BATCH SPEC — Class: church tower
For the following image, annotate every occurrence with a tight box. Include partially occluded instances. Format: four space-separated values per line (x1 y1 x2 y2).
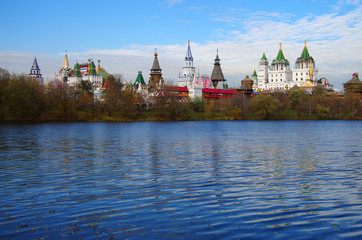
293 40 318 87
56 50 72 83
257 52 269 90
177 41 197 87
29 57 43 84
268 43 292 91
210 50 226 89
149 50 164 91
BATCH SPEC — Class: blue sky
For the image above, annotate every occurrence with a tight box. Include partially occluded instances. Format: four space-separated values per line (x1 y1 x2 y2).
0 0 361 90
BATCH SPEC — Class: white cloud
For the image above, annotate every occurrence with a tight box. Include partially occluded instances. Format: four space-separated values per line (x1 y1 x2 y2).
1 5 361 90
163 0 183 8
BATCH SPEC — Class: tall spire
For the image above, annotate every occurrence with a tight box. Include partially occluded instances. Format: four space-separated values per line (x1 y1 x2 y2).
185 40 193 62
97 59 101 73
60 50 71 73
275 43 286 62
151 49 161 72
149 50 164 90
300 40 311 59
211 50 226 89
29 57 43 84
30 57 40 74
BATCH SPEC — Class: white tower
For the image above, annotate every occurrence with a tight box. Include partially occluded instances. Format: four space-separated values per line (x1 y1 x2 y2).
257 52 269 91
268 43 292 91
177 41 198 87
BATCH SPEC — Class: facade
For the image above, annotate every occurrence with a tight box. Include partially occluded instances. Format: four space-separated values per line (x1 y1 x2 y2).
29 57 43 84
256 41 319 91
67 60 103 89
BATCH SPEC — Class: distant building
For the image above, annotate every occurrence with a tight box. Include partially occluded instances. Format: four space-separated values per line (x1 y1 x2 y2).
256 41 319 91
177 41 200 87
210 50 227 89
29 57 43 84
148 50 165 92
133 71 148 96
344 73 362 93
54 51 72 83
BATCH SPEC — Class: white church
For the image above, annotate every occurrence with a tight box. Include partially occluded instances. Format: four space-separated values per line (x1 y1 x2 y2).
256 41 318 91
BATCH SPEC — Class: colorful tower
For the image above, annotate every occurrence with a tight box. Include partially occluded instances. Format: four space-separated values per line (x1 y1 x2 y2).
73 62 82 77
88 61 97 76
29 57 43 84
210 50 226 89
149 50 164 91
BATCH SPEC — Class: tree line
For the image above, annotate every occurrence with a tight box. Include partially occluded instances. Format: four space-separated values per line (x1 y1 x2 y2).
0 68 361 122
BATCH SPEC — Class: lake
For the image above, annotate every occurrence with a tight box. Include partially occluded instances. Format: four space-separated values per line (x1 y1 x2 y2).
0 121 361 239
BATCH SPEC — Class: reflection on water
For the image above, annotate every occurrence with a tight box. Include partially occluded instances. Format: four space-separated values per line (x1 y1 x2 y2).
0 121 361 239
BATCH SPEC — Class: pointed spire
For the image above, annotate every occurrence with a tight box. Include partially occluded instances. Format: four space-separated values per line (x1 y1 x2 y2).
261 51 267 61
185 40 193 62
31 57 40 70
73 61 81 77
88 61 97 76
252 69 257 77
300 40 311 59
151 49 161 71
211 50 226 89
275 43 286 61
134 71 146 85
97 59 101 73
62 50 70 69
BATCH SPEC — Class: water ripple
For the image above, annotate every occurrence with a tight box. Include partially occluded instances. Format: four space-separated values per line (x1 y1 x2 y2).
0 121 361 239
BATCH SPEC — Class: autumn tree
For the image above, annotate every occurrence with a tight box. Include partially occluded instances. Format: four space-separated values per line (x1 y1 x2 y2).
102 75 124 116
251 94 281 120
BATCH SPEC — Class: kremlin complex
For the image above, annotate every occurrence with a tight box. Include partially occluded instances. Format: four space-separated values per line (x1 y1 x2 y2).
28 41 361 103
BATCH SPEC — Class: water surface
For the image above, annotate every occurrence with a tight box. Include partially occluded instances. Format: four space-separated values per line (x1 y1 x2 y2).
0 121 361 239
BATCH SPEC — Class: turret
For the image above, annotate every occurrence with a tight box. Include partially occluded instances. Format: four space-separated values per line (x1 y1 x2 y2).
29 57 43 84
210 50 226 89
149 49 164 90
88 61 97 76
271 43 289 71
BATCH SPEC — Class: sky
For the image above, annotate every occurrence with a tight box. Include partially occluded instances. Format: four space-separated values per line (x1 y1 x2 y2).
0 0 361 90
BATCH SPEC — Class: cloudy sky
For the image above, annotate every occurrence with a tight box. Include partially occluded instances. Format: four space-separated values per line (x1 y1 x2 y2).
0 0 361 90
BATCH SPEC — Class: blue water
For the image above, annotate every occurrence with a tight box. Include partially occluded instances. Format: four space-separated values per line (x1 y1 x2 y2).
0 121 361 239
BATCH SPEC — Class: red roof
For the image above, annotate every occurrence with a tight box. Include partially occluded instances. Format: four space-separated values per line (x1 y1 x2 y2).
164 86 188 92
202 88 236 94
